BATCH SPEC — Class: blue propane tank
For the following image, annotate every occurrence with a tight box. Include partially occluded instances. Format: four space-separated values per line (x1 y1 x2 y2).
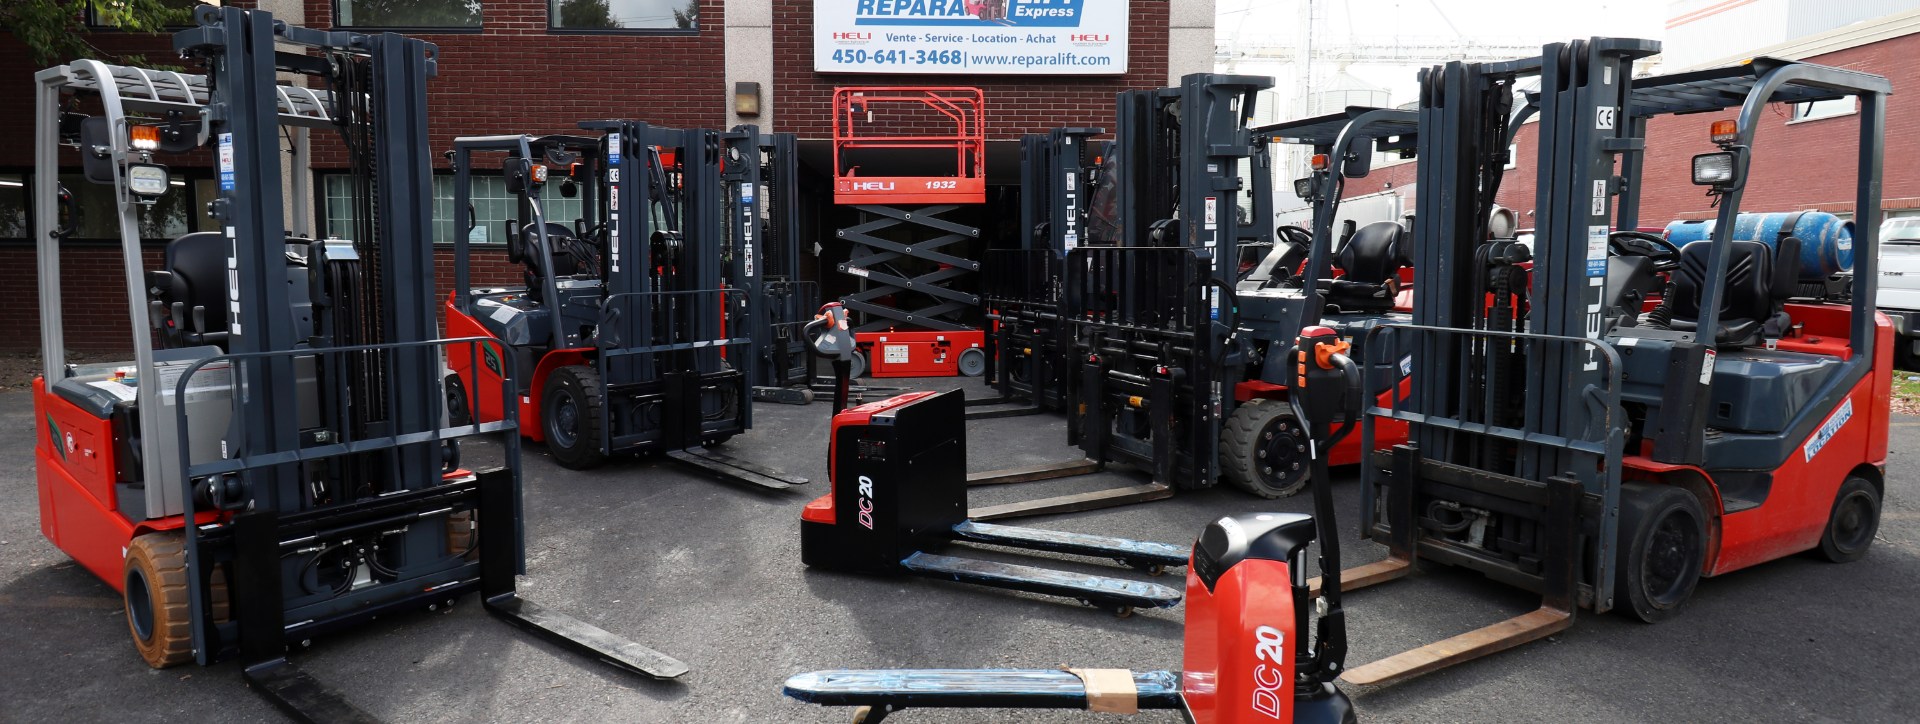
1663 212 1853 281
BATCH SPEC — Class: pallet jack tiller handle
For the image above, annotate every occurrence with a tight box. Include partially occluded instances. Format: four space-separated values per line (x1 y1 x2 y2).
1286 325 1362 687
806 302 856 414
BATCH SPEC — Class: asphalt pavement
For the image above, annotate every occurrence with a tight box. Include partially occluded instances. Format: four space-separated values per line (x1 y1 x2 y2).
0 377 1915 723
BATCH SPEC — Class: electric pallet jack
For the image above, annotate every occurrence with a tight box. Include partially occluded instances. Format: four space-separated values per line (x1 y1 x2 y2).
800 388 1191 616
785 327 1363 723
29 9 686 720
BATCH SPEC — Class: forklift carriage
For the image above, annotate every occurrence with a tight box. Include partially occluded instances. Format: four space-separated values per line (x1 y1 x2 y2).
1334 40 1892 687
30 8 686 719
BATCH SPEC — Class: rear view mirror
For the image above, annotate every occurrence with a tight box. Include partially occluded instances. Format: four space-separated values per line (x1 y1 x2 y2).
1341 136 1373 178
79 116 116 185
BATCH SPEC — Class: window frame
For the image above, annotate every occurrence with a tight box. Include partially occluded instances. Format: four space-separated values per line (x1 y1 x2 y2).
546 0 701 35
316 170 591 248
330 0 486 33
1786 96 1856 125
0 168 214 247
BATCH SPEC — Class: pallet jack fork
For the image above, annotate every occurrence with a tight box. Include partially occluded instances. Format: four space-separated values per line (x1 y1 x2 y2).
783 329 1364 723
31 9 684 722
799 390 1189 615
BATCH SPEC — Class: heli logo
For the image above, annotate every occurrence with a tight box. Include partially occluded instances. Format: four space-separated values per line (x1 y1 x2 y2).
833 31 872 41
843 181 896 192
1250 625 1288 719
1070 33 1108 42
852 0 1085 27
856 475 877 529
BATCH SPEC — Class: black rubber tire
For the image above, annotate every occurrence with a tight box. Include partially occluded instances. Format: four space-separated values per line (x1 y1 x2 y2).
1895 337 1919 372
1817 476 1880 563
850 351 868 379
124 532 193 669
957 347 987 377
543 365 608 470
1219 398 1312 499
1615 482 1707 623
444 373 473 427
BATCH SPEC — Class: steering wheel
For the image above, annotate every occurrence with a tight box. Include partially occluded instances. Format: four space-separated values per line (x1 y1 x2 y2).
1277 225 1312 251
1608 231 1682 271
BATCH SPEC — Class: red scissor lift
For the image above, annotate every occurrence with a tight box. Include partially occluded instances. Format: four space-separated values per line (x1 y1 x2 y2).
832 87 989 378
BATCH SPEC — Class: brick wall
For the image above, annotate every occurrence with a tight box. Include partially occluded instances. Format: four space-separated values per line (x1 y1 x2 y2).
1500 36 1920 227
773 0 1172 140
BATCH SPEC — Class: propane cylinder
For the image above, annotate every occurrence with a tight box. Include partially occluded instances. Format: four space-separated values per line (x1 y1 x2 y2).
1663 212 1854 281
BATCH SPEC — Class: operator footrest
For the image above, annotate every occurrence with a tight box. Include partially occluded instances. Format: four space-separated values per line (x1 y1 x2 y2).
951 521 1188 571
243 659 381 724
899 551 1181 612
666 447 809 490
782 668 1183 710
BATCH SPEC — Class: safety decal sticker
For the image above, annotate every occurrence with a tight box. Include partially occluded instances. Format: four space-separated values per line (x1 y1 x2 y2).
218 133 235 191
607 133 621 165
1803 398 1853 462
1587 225 1609 277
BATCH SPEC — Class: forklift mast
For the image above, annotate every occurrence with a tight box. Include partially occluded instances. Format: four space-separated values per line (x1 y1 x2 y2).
1066 74 1270 487
745 130 816 390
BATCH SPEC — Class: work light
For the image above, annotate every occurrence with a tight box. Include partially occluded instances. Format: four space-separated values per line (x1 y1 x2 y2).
1294 176 1316 200
1692 152 1736 186
126 163 171 197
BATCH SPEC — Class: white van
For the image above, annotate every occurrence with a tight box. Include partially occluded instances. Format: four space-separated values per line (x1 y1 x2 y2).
1880 217 1920 368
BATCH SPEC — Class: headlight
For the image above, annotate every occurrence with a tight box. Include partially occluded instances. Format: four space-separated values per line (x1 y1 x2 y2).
1294 176 1316 199
127 163 171 197
1692 152 1735 186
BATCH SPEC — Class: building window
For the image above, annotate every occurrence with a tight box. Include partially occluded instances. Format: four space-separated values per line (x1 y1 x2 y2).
335 0 482 29
550 0 699 31
63 173 195 240
323 173 584 245
1789 97 1855 124
0 174 26 239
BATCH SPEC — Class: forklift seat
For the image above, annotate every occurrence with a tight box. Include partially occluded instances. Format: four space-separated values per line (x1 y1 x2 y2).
1323 221 1408 312
146 232 230 349
1666 238 1801 348
521 223 581 278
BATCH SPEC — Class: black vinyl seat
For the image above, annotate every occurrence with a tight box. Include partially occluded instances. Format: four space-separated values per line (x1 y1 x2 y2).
1666 238 1801 348
1322 221 1409 312
511 222 581 299
146 232 230 349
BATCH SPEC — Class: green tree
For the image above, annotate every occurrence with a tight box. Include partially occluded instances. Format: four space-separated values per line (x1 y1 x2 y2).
1 0 193 67
673 0 698 29
557 0 618 29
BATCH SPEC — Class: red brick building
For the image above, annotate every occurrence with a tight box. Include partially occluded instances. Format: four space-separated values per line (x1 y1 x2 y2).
0 0 1208 351
1338 14 1920 233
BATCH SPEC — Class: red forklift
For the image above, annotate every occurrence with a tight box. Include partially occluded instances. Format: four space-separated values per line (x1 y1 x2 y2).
443 124 809 490
31 9 688 719
1327 40 1891 687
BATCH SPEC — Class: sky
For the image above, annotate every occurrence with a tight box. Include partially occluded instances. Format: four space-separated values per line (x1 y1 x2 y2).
1218 0 1672 113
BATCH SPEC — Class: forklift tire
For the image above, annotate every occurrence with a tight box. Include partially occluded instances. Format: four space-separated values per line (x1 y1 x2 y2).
850 351 868 379
1219 398 1312 498
1817 476 1880 563
1615 483 1706 623
124 532 193 669
444 373 472 427
543 365 608 470
957 348 987 377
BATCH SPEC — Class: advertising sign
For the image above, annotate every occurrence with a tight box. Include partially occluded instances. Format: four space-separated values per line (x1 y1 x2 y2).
814 0 1128 75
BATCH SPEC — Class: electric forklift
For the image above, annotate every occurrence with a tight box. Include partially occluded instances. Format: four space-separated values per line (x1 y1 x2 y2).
783 326 1365 723
443 124 809 490
1326 40 1891 687
30 8 686 719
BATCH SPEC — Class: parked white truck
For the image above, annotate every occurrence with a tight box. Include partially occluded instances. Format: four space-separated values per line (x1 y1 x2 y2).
1882 217 1920 369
